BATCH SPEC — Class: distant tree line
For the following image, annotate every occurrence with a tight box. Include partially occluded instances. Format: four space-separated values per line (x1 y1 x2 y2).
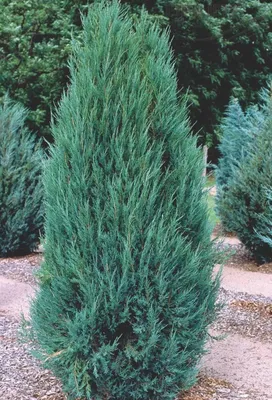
0 0 271 160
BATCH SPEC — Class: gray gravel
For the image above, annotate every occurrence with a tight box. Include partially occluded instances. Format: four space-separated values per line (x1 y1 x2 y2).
214 288 272 343
0 315 66 400
0 254 42 285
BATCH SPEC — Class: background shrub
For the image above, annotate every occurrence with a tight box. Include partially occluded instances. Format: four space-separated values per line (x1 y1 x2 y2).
258 191 272 252
0 0 88 142
30 2 219 399
216 85 272 262
215 99 254 191
1 0 271 156
215 96 264 232
0 95 43 256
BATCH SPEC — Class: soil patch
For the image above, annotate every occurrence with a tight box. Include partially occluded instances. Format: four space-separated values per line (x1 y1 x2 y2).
226 247 272 274
213 223 237 238
213 233 272 274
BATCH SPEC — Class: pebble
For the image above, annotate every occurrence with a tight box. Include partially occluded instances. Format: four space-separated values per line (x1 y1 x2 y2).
217 388 231 394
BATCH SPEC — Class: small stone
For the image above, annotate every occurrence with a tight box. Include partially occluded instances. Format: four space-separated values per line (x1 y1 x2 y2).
217 388 231 394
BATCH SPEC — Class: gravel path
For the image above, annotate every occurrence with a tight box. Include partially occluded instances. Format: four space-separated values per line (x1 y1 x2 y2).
214 288 271 343
0 254 42 285
0 276 35 318
202 331 272 399
0 253 271 400
0 316 66 400
215 264 272 297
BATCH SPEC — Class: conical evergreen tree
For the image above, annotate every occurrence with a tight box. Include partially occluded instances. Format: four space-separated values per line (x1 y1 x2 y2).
0 95 43 256
216 84 272 261
30 2 219 399
215 92 268 232
216 99 251 190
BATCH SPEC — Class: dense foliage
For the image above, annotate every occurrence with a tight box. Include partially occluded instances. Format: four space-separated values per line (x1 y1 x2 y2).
0 96 43 256
129 0 272 154
216 85 272 262
1 0 271 153
215 97 264 196
258 191 272 253
0 0 88 141
30 2 219 399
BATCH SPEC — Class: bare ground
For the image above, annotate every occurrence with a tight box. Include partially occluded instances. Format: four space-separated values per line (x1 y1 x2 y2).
202 330 272 398
0 276 35 318
214 263 272 297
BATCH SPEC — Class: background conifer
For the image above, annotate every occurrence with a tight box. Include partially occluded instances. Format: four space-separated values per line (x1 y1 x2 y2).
216 85 272 261
0 95 43 256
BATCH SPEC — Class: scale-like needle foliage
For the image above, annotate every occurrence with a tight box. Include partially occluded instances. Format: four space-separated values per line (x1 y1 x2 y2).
0 96 43 256
216 85 272 261
30 2 219 398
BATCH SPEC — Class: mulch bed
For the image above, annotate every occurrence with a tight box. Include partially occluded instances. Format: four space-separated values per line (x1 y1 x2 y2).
230 300 272 318
181 376 232 400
